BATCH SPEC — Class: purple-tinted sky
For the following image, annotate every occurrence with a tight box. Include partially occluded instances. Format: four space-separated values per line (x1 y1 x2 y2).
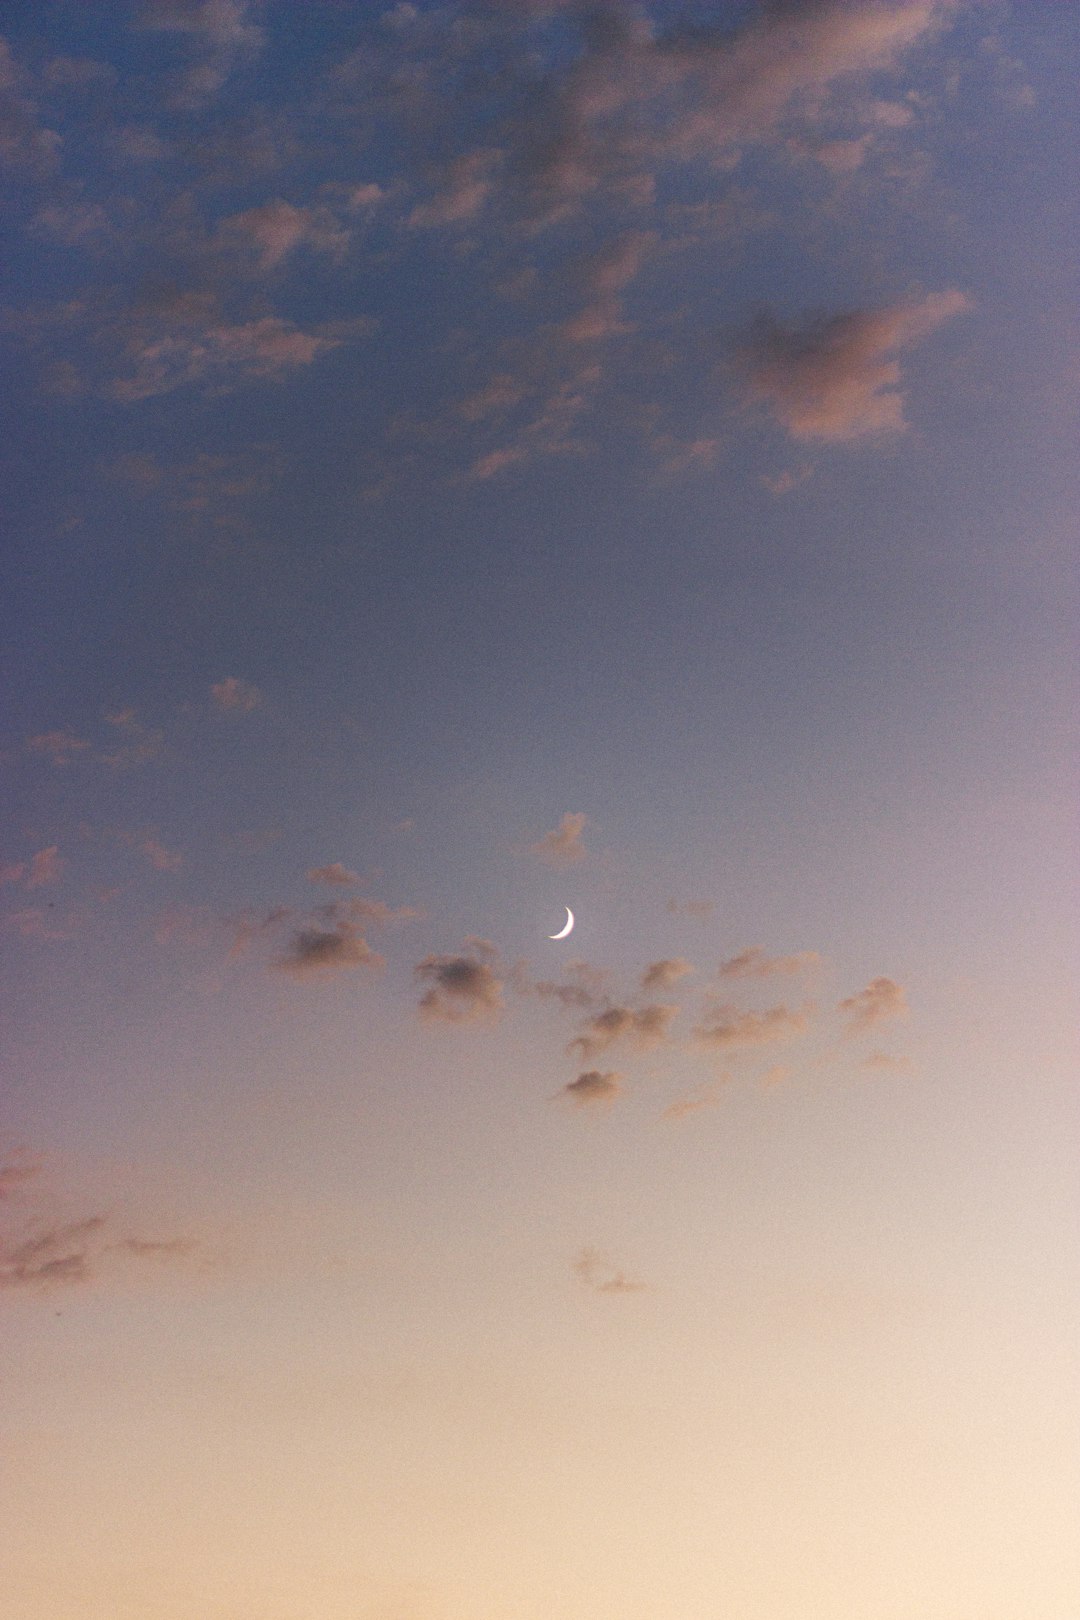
2 5 1078 1618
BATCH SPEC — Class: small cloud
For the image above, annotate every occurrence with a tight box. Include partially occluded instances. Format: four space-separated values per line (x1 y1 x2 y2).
0 862 26 886
140 839 182 872
0 1216 105 1288
557 1070 622 1108
416 951 504 1025
471 445 527 481
739 291 970 442
26 846 65 889
210 676 261 712
719 945 820 979
666 898 714 919
0 1153 44 1200
760 462 814 496
641 958 694 992
4 907 79 941
307 862 361 887
693 1002 814 1051
274 924 384 981
573 1247 644 1295
569 1002 678 1062
26 729 90 766
662 1078 728 1121
135 0 264 109
860 1050 912 1073
100 709 164 767
530 811 588 867
838 977 908 1034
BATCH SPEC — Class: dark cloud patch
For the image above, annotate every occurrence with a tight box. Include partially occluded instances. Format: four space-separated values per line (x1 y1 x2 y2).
416 951 504 1024
839 977 908 1033
573 1246 645 1295
557 1069 622 1108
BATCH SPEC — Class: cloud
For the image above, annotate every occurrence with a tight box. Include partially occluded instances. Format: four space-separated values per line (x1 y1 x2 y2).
216 198 349 273
557 1069 622 1108
0 862 25 885
100 709 164 767
738 290 970 442
718 945 820 979
662 1079 728 1121
0 1216 105 1288
0 1203 204 1291
26 729 90 765
839 977 908 1034
641 957 694 992
0 36 61 175
573 1246 644 1295
569 1002 678 1062
416 951 504 1024
210 676 261 711
527 958 607 1009
26 846 65 889
307 862 361 887
274 923 384 980
861 1050 912 1072
111 302 344 402
140 839 182 871
530 811 588 867
135 0 264 109
0 1153 44 1200
559 230 653 343
692 1002 814 1051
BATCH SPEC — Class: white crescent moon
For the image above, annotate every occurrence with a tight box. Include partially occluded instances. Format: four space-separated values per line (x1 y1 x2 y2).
548 907 574 941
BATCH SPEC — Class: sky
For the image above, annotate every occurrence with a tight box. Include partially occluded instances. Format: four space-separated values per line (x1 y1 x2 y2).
1 3 1078 1617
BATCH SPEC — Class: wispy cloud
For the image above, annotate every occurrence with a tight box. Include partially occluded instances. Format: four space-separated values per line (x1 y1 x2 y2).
26 846 65 889
573 1246 645 1296
307 862 361 887
210 676 261 712
718 945 820 979
692 1001 814 1051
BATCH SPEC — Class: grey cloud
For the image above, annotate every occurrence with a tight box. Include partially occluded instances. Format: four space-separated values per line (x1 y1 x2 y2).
557 1069 622 1107
0 36 62 175
274 923 384 980
416 951 504 1024
569 1001 678 1061
641 957 694 992
26 729 90 765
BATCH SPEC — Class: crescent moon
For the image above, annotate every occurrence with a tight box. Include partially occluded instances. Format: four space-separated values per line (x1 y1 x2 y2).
548 906 574 941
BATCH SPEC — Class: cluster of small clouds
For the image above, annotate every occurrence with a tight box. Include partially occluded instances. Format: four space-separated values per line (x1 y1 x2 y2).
1 1 977 467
